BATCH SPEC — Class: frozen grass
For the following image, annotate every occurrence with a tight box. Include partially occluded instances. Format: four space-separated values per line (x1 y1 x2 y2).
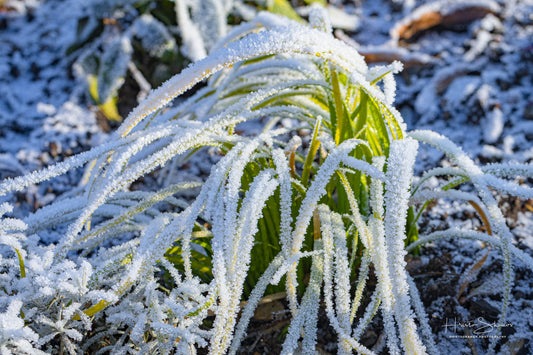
1 4 533 355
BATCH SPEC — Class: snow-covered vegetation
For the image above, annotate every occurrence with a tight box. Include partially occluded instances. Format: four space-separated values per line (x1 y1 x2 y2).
1 0 532 354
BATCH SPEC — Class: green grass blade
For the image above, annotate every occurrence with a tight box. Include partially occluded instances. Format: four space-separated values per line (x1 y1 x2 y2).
14 248 25 279
301 118 322 187
331 68 345 145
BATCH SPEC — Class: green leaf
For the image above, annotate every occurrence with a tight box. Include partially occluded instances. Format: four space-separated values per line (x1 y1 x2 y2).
406 206 420 255
267 0 304 22
88 75 99 103
88 74 122 121
14 248 25 279
165 244 214 283
301 118 322 187
331 68 346 145
354 90 368 139
367 96 390 155
303 0 326 5
99 96 122 121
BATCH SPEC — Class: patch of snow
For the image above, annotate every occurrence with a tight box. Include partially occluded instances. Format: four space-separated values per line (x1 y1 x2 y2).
483 107 504 144
443 76 481 108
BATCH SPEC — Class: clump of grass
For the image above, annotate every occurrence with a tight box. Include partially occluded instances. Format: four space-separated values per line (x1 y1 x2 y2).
1 8 532 355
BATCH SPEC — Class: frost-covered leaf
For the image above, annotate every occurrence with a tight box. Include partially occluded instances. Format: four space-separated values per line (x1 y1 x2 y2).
132 14 177 59
191 0 227 52
97 36 132 104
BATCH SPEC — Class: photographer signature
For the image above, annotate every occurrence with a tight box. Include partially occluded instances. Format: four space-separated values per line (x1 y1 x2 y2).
442 317 513 335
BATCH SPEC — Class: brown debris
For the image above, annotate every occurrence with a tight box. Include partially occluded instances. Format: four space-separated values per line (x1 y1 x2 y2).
391 1 500 42
334 29 433 68
358 48 430 67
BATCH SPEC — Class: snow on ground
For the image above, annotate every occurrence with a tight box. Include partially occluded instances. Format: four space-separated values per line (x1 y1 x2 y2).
351 0 533 163
0 0 532 353
0 0 106 216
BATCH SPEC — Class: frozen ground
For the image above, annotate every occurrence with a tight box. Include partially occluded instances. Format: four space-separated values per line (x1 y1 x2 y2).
0 0 532 353
0 0 105 216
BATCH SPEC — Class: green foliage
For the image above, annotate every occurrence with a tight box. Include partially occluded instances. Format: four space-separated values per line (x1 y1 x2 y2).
70 0 322 122
88 74 122 121
166 236 214 284
71 0 190 121
267 0 304 22
161 35 414 301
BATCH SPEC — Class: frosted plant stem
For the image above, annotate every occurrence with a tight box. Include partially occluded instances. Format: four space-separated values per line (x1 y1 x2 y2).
0 125 166 196
332 213 353 341
384 138 427 355
319 205 376 355
210 170 278 354
301 247 322 354
291 140 383 255
352 288 381 340
174 0 207 61
55 132 216 260
270 148 293 253
285 139 383 316
229 255 284 355
406 229 533 272
368 216 400 355
340 162 399 354
350 250 370 324
285 264 299 318
281 240 323 355
71 182 200 249
406 275 438 355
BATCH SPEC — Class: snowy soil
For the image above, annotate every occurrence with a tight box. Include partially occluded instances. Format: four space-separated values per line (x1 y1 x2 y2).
1 0 532 354
0 0 106 217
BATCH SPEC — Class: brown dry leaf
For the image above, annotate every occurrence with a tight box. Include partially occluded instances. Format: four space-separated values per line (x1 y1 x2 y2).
253 300 285 321
467 273 504 299
457 248 489 302
285 139 301 179
313 208 321 241
358 48 431 67
391 1 500 41
468 200 493 235
95 109 112 133
334 30 433 68
239 292 288 321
